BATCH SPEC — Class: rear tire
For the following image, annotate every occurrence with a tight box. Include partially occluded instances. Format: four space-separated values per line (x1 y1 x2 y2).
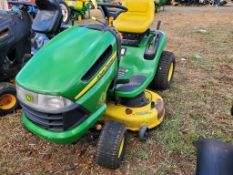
152 51 176 90
96 121 127 169
0 82 19 116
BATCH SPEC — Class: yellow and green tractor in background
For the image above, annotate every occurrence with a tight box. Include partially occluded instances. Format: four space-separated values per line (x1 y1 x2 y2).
59 0 92 23
154 0 167 12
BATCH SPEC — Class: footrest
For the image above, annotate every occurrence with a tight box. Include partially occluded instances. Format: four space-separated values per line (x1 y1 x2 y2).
122 39 140 46
116 75 146 92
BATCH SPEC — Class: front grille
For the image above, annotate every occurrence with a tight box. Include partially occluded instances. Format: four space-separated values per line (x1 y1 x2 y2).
21 103 89 132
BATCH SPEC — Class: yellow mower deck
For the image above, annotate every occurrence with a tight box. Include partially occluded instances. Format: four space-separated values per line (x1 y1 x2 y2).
103 90 165 131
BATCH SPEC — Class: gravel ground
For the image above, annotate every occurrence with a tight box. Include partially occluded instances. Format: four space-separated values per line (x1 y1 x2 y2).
164 2 233 12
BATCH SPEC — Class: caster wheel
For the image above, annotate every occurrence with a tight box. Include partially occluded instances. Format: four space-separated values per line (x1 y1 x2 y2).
139 125 149 141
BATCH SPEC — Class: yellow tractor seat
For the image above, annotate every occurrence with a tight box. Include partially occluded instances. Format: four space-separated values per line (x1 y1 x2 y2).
114 0 155 34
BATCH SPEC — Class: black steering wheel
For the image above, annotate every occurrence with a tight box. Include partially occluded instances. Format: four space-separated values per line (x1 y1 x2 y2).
97 3 128 20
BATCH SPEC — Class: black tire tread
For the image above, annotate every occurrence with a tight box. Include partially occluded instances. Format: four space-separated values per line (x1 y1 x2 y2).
152 51 176 90
0 82 19 116
59 1 71 24
96 121 127 169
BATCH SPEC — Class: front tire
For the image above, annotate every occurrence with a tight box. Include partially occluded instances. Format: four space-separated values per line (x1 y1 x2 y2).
96 121 127 169
152 51 176 90
59 1 70 24
0 82 19 116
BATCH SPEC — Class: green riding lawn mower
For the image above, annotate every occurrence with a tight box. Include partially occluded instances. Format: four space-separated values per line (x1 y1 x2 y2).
16 0 175 169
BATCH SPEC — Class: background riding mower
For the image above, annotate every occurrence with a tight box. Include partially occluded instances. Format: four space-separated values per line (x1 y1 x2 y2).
32 0 67 53
0 0 68 116
59 0 92 24
7 0 66 54
0 3 31 116
154 0 167 12
7 0 37 17
16 0 175 169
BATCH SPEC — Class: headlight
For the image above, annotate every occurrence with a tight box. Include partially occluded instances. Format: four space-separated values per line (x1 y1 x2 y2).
16 85 74 112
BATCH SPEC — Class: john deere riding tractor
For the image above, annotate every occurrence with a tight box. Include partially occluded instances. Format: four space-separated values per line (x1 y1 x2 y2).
16 0 175 169
60 0 91 23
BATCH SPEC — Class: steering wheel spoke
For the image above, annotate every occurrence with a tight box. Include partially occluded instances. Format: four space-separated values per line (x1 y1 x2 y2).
97 2 128 21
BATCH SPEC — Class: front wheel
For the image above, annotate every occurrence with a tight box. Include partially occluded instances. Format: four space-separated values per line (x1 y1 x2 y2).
59 1 71 24
152 51 176 90
96 121 127 169
0 82 19 116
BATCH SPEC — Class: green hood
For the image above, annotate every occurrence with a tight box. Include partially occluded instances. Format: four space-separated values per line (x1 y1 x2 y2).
16 26 116 100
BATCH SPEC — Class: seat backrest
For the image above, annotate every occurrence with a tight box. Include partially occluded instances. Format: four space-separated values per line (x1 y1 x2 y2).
122 0 154 16
113 0 155 34
32 0 62 34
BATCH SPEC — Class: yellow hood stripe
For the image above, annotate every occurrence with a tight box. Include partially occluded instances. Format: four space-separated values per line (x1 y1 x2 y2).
75 52 117 100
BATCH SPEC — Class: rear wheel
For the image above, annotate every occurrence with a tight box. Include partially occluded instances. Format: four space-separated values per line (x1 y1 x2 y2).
96 121 127 169
60 1 70 24
152 51 176 90
0 83 19 116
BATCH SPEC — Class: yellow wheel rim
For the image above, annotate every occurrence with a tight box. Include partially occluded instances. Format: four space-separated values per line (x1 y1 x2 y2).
118 137 125 158
168 63 174 81
0 94 17 110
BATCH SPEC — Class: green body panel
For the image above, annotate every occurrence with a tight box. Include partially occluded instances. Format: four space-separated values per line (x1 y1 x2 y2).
17 25 119 144
17 24 167 144
16 26 117 101
20 61 117 144
20 59 117 144
116 31 167 98
78 60 118 112
22 104 106 144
